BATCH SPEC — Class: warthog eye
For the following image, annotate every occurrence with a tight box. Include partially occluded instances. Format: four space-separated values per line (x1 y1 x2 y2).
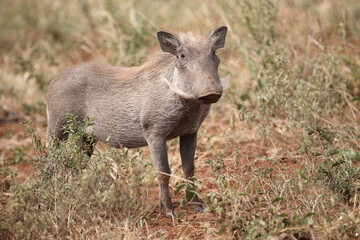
180 53 185 58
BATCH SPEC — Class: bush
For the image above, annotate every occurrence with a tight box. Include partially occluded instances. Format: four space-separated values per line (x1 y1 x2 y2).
1 117 151 239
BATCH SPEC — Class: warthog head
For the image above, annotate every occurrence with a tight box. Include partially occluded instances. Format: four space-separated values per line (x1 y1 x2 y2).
157 26 228 104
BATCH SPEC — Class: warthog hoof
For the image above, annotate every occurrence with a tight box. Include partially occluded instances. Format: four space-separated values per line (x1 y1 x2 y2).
166 210 176 218
196 204 204 213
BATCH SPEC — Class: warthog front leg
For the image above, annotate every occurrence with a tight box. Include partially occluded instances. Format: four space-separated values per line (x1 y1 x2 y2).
180 132 203 212
145 135 175 218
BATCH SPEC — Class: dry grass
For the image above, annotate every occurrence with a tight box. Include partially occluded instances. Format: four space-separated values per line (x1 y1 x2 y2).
1 0 360 239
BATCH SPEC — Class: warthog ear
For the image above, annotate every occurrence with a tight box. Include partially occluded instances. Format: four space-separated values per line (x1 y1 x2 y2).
157 31 181 55
209 26 228 50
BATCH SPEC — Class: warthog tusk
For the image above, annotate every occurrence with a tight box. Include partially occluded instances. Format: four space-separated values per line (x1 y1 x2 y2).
161 77 196 99
220 74 230 90
161 74 230 99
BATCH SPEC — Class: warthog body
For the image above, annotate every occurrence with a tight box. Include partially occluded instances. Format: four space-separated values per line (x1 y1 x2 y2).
47 26 228 217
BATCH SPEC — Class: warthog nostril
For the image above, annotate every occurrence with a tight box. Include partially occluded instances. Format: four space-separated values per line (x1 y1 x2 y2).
198 93 222 104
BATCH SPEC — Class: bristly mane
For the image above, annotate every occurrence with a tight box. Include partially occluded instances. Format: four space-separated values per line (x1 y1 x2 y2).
178 33 207 46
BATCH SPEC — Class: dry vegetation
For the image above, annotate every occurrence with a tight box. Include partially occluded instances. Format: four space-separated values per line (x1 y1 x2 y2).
1 0 360 239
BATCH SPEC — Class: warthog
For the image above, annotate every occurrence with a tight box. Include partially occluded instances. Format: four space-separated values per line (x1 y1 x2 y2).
47 26 228 217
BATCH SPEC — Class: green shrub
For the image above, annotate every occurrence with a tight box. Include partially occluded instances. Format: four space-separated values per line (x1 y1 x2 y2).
1 116 150 239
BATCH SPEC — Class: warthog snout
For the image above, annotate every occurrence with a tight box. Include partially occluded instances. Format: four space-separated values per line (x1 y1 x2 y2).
198 81 223 104
198 91 222 104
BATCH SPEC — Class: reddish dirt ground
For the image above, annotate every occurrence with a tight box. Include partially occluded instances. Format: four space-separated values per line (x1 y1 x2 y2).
141 144 268 239
0 116 304 239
